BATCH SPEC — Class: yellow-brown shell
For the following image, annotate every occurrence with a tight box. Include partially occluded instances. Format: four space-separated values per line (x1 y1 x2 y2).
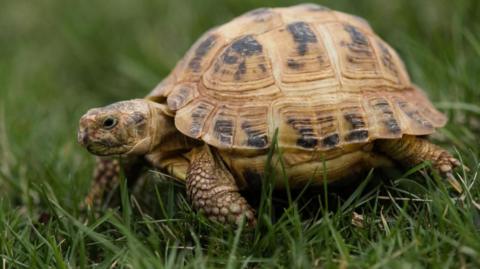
148 4 446 153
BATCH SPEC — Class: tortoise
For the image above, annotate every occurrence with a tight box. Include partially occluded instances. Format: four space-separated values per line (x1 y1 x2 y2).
78 4 462 226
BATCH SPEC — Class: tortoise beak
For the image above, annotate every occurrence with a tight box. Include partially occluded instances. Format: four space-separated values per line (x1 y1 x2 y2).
77 127 89 146
78 112 97 147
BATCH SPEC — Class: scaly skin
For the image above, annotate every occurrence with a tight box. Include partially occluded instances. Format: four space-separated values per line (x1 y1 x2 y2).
84 156 144 208
84 157 121 208
186 145 256 227
377 135 462 192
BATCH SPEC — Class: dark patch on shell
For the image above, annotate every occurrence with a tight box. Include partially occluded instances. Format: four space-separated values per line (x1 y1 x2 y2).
287 59 305 69
316 114 335 125
190 103 211 136
385 119 401 134
241 122 268 148
168 87 191 110
223 55 238 64
230 35 263 56
214 119 234 145
213 62 221 73
258 63 267 73
287 118 318 149
378 42 398 77
398 101 433 129
344 24 368 46
314 112 339 148
188 35 217 72
345 130 369 142
317 55 325 64
344 112 366 130
297 136 318 148
287 22 317 56
234 61 247 81
220 35 263 80
373 100 402 134
343 24 372 57
322 133 339 148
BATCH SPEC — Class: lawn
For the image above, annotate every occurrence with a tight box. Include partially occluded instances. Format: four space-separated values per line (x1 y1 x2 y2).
1 0 479 268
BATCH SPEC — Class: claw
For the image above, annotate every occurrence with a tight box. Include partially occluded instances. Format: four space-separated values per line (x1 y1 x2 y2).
446 172 463 194
450 157 461 167
449 157 470 172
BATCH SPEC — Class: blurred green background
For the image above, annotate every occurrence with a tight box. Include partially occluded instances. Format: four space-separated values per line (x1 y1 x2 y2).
1 0 479 267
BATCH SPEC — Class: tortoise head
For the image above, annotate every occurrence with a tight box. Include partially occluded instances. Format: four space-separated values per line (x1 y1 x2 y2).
78 99 169 156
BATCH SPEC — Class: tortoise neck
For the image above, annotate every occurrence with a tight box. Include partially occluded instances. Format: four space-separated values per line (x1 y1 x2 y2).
148 102 197 155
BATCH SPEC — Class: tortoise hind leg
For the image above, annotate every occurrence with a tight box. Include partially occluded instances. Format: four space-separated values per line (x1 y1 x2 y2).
186 145 256 226
376 135 463 192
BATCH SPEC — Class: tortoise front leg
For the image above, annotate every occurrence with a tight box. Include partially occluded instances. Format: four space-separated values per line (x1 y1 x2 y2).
377 135 463 192
186 145 256 226
84 156 144 208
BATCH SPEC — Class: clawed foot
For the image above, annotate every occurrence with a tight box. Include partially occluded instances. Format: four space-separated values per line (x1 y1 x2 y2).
436 152 461 174
198 200 257 227
187 145 257 227
435 152 465 193
191 188 257 227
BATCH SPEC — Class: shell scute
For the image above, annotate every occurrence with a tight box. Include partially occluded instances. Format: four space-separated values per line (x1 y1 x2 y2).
238 106 270 149
166 83 198 111
341 106 369 143
368 97 403 138
334 23 381 81
202 35 276 95
175 100 215 138
269 22 335 87
188 34 218 72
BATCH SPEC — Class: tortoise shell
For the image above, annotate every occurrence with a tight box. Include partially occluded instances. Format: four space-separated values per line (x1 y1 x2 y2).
148 4 446 153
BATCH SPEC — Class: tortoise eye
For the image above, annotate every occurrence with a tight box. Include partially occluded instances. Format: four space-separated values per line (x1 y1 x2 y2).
102 117 118 129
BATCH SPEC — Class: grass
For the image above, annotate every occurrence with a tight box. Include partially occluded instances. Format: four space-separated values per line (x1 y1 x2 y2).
1 0 480 268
